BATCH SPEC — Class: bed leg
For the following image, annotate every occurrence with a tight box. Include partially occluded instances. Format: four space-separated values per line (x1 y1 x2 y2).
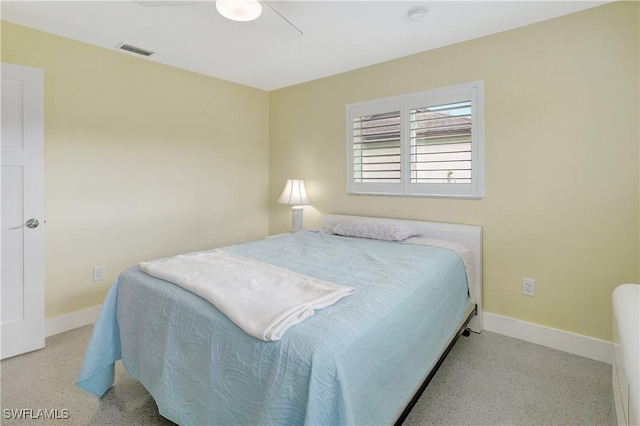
462 328 471 337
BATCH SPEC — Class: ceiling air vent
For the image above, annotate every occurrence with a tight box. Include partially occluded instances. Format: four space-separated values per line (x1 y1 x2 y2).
117 43 155 57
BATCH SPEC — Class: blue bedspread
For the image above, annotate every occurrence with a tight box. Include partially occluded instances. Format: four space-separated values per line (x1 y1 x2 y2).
77 231 471 425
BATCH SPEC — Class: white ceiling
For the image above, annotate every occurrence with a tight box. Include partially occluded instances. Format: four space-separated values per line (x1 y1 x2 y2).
1 1 609 91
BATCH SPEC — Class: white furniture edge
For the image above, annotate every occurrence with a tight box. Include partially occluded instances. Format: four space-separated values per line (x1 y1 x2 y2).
322 214 483 333
612 283 640 426
615 368 628 426
483 312 612 364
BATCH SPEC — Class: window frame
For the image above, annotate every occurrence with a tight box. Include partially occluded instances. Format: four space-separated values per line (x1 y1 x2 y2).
346 81 485 199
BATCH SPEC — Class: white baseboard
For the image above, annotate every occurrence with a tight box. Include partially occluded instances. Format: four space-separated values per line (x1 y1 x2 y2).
44 306 612 365
45 304 102 337
483 312 612 364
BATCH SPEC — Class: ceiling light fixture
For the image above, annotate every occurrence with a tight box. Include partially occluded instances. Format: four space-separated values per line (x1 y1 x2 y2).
216 0 262 22
408 8 428 23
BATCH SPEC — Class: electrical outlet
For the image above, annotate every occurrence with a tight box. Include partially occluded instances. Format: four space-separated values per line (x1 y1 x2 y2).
522 278 535 296
93 266 106 282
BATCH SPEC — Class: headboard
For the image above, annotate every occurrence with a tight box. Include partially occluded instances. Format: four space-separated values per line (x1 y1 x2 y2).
323 214 483 333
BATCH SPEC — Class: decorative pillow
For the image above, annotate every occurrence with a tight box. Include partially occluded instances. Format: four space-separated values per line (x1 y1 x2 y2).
332 220 416 241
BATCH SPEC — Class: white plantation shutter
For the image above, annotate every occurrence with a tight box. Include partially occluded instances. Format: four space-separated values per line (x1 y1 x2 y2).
348 100 404 195
410 102 472 184
353 111 401 182
347 81 484 198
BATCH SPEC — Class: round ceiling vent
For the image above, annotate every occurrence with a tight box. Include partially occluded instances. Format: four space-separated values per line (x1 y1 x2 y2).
408 8 428 23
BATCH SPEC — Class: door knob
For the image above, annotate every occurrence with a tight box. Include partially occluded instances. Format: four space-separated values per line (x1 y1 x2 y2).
9 218 40 230
25 218 39 229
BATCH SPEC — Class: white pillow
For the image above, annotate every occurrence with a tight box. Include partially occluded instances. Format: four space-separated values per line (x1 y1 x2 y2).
332 220 415 241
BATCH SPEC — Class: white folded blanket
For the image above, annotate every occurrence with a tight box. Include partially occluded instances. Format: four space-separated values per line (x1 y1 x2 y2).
138 250 355 341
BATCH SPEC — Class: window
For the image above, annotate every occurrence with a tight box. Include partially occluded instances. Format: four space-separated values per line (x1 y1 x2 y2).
347 81 484 198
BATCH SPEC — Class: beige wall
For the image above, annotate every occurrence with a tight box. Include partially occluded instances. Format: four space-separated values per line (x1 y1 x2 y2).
1 2 638 341
1 22 270 318
269 1 640 341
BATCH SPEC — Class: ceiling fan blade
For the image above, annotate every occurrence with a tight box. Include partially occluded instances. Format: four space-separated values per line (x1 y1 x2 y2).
262 2 303 41
133 1 205 7
133 0 302 41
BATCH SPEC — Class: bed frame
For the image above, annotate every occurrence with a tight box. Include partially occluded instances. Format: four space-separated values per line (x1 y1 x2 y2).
323 214 483 424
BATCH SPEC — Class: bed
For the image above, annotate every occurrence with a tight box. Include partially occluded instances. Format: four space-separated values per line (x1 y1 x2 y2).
77 214 483 425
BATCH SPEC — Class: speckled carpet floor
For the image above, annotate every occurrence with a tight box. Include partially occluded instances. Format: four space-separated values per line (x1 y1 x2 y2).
0 325 612 425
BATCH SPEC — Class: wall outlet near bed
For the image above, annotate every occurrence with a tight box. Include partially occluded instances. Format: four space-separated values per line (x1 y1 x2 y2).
93 266 106 282
522 278 535 296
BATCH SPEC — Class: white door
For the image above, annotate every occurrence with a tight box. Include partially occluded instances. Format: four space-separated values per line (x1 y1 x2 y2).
1 62 45 359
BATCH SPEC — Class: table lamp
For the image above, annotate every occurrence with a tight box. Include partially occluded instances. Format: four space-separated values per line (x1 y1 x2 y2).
278 179 309 232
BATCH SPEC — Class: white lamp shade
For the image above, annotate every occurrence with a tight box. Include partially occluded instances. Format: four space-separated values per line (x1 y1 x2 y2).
216 0 262 22
278 179 309 206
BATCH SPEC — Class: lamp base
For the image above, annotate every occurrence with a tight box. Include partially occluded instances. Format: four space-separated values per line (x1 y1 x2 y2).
291 206 304 233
